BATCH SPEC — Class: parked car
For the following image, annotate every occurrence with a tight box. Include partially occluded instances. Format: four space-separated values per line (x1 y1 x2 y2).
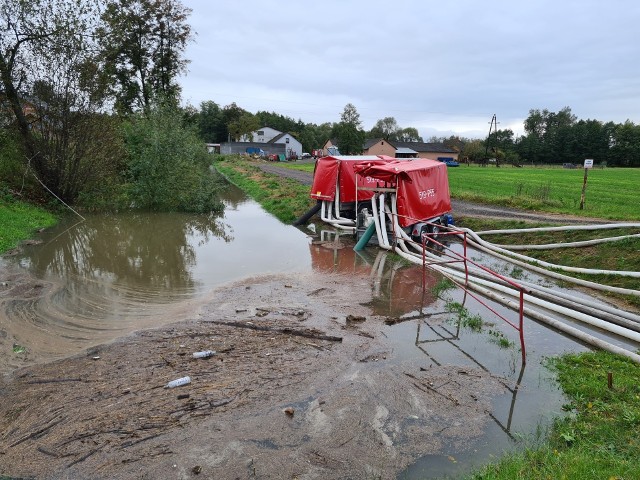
437 158 459 167
301 152 312 159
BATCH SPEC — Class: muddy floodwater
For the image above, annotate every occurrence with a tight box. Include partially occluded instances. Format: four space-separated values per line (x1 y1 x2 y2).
0 186 313 368
1 184 627 478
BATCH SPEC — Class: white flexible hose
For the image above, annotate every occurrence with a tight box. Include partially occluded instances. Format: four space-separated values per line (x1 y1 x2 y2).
379 193 390 249
444 269 640 343
478 223 640 235
460 227 640 278
375 194 640 361
461 236 640 297
491 233 640 251
370 194 390 250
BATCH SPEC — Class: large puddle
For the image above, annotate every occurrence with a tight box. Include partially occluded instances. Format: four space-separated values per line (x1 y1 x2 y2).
1 183 631 477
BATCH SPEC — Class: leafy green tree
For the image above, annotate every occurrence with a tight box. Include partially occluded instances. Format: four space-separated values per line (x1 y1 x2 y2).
398 127 423 142
369 116 400 140
520 107 577 164
461 140 485 163
123 100 224 212
571 119 615 166
228 112 260 141
98 0 192 114
333 103 365 154
255 111 301 136
198 100 225 142
611 121 640 167
368 117 423 143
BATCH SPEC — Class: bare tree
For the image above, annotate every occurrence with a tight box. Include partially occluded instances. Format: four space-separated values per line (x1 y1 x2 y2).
0 0 121 202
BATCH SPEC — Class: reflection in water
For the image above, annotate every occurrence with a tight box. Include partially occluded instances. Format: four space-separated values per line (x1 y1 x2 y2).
309 230 439 317
22 212 233 298
0 186 313 357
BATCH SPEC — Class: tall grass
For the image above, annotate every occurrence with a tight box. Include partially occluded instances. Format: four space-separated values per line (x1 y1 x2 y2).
215 158 315 223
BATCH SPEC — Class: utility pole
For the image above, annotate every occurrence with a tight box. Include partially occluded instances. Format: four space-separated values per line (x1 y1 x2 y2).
484 114 500 167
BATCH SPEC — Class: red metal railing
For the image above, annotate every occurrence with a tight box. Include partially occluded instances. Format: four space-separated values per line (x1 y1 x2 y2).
393 213 528 364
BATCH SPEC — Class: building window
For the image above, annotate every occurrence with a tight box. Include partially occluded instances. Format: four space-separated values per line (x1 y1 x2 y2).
286 137 289 143
257 131 264 136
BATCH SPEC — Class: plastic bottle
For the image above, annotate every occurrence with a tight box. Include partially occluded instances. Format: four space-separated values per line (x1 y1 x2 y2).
165 376 191 388
192 350 216 359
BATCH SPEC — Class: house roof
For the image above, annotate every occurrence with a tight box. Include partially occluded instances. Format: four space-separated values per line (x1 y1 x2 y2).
363 138 385 149
267 132 287 143
362 138 457 154
266 132 301 145
395 147 418 154
390 141 457 153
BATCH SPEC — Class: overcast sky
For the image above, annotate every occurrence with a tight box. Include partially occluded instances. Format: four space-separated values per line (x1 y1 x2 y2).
179 0 640 140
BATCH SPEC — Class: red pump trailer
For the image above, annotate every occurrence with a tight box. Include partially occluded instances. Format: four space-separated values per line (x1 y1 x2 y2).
354 159 451 227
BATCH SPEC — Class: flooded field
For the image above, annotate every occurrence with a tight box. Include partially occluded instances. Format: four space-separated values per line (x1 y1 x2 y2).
1 184 635 478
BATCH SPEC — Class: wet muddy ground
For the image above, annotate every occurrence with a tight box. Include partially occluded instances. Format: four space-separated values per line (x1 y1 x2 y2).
0 271 513 479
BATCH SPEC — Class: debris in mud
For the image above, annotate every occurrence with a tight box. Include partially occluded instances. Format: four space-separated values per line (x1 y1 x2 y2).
192 350 215 359
0 273 513 480
165 376 191 388
345 314 366 325
207 319 342 342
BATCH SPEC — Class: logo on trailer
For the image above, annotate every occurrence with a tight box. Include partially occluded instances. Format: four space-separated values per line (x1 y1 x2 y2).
418 189 436 200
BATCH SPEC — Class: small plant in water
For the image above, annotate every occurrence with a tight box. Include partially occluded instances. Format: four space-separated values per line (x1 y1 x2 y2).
510 266 525 279
431 277 455 299
488 329 514 348
445 301 483 331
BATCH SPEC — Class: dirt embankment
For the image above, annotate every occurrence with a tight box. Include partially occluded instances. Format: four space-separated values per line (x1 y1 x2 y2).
0 272 509 479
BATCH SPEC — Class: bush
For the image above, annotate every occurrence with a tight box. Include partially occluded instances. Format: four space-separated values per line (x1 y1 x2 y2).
123 102 225 213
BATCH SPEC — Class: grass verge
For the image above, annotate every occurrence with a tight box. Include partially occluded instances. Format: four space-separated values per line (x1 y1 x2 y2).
214 156 315 223
467 351 640 479
0 199 57 254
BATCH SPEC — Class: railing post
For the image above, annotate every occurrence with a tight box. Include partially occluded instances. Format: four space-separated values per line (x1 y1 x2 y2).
519 289 526 365
422 234 427 296
463 232 469 287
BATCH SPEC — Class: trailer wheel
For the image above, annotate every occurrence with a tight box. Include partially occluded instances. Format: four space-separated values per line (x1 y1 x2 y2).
419 223 441 247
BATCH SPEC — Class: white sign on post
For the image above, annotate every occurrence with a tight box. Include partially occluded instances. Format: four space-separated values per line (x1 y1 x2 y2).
584 159 594 169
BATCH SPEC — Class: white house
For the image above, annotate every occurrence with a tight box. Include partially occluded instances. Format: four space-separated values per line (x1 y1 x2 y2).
241 126 282 143
241 126 302 159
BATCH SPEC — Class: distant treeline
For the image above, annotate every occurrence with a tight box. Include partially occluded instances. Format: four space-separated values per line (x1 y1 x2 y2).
476 107 640 167
194 103 640 167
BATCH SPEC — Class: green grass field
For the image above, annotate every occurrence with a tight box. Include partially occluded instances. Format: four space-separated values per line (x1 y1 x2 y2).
280 162 640 220
447 165 640 220
0 200 57 253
